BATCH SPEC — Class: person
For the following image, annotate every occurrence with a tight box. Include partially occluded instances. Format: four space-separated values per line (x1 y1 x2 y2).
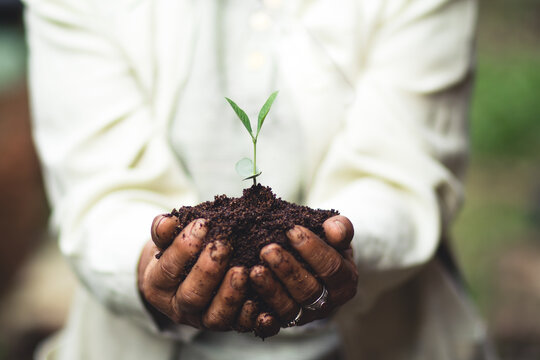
25 0 496 358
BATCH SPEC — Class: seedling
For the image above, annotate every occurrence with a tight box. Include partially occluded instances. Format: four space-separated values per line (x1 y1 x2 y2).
225 91 278 186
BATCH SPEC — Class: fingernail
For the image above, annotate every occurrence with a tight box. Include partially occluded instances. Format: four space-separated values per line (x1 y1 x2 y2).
250 265 266 279
191 219 207 239
255 313 280 338
151 215 165 238
152 215 179 248
287 226 305 245
334 220 346 238
209 241 230 263
260 245 282 264
250 266 270 289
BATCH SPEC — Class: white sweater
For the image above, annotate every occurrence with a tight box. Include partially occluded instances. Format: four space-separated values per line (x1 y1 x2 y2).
25 0 493 359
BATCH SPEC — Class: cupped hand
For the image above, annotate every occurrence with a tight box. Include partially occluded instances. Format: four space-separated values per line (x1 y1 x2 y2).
251 215 358 327
138 215 251 331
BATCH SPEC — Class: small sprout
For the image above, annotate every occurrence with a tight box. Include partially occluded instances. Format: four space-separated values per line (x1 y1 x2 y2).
225 91 278 186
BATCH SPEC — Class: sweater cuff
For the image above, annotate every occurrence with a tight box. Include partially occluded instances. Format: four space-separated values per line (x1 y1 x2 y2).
60 195 201 342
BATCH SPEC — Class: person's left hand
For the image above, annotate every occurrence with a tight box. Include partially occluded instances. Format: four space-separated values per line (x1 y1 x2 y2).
250 215 358 328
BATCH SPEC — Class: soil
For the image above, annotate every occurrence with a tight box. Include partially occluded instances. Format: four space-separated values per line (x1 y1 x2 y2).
168 184 338 329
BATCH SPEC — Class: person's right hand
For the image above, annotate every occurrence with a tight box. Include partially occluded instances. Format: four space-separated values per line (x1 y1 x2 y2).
138 215 253 331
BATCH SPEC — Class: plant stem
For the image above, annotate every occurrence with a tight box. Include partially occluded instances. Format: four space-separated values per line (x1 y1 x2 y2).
252 138 257 186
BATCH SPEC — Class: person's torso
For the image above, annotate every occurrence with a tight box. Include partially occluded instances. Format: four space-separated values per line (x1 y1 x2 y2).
143 0 359 203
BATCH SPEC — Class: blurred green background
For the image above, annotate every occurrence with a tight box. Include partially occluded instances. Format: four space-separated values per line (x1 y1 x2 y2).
0 0 539 359
452 1 540 358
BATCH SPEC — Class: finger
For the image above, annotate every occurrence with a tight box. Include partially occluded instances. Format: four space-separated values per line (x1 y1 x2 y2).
342 246 354 264
287 226 358 303
254 313 280 338
260 244 322 306
175 241 231 313
147 219 206 291
235 300 258 332
180 312 203 329
138 240 157 291
202 267 248 331
250 265 299 323
323 215 354 250
151 214 180 249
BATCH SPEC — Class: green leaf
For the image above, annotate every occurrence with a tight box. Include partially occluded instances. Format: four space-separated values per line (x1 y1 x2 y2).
226 97 253 137
235 157 258 178
243 172 262 181
256 91 278 138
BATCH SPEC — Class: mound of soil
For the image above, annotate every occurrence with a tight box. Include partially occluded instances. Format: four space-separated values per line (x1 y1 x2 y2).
168 184 337 332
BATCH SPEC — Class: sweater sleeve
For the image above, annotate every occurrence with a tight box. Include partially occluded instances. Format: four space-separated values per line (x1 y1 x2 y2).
24 0 199 340
306 0 477 312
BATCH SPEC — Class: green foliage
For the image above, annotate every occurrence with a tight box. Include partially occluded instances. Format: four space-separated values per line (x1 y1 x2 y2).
225 97 253 138
226 91 279 185
471 53 540 159
257 91 278 138
451 158 540 317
